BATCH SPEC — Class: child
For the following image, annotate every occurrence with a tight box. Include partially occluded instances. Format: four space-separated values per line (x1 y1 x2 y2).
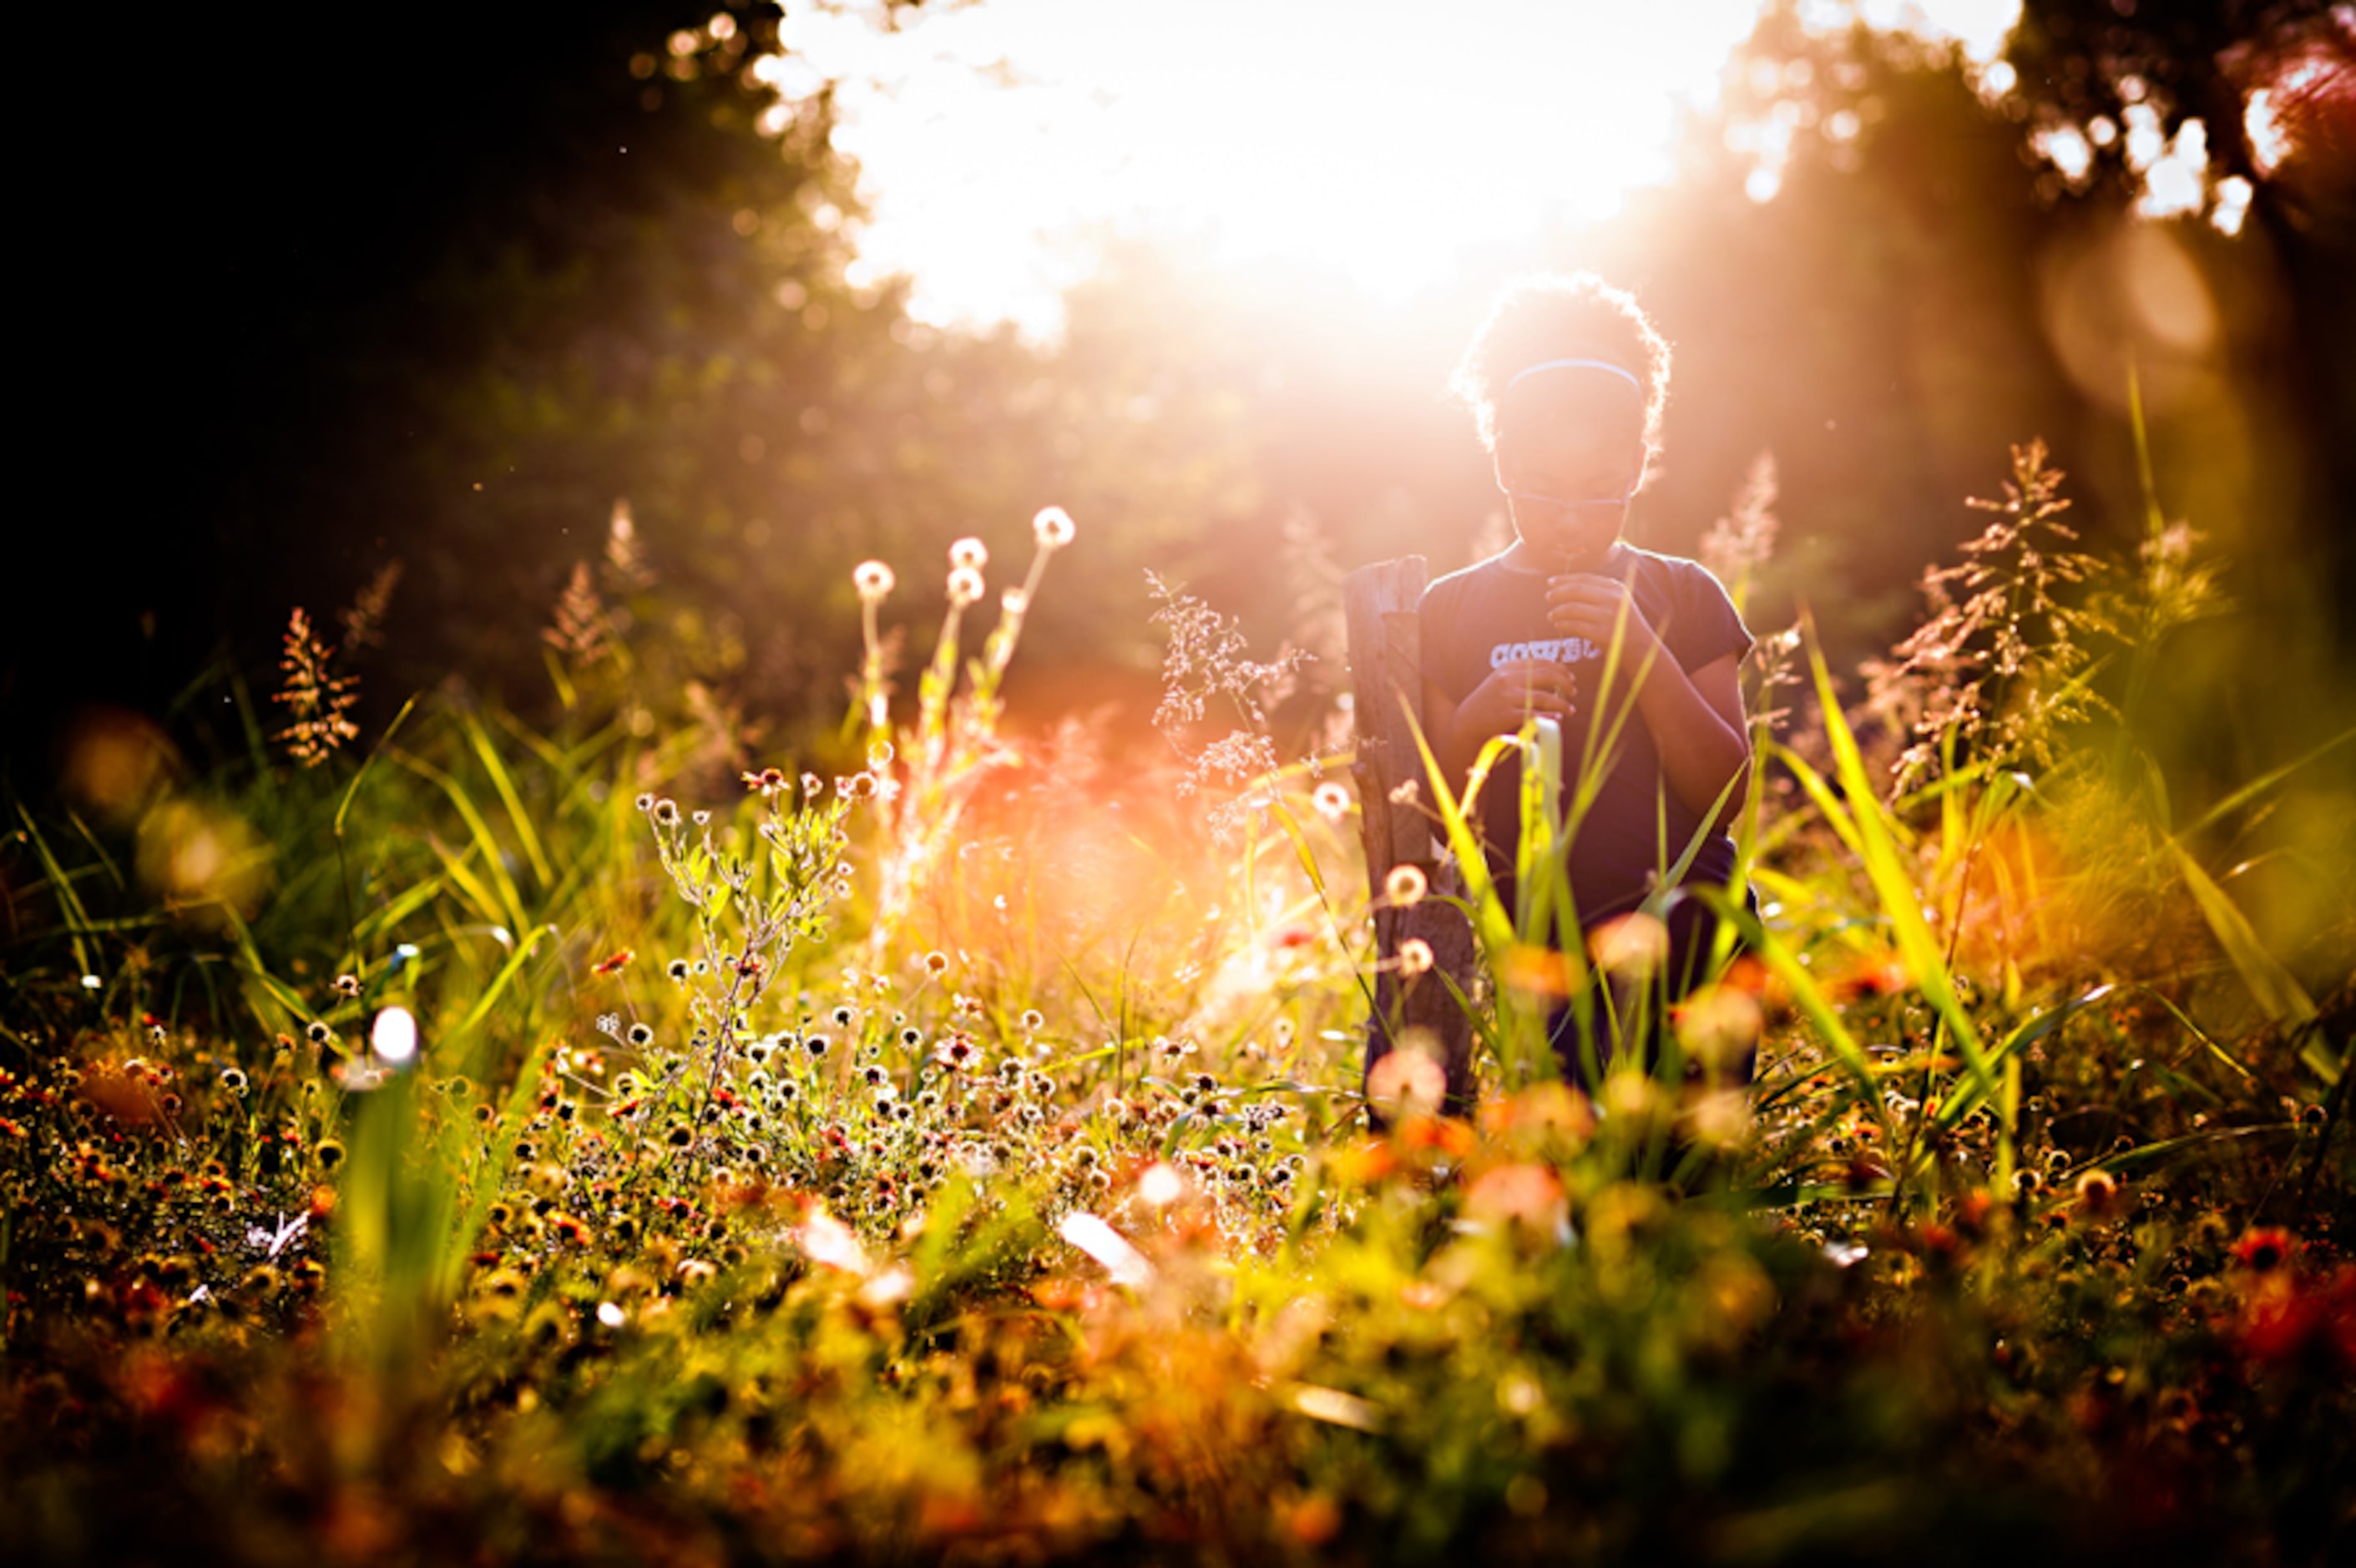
1416 273 1756 1091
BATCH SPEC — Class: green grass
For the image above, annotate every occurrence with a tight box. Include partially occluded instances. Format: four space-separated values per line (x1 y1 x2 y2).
2 473 2351 1566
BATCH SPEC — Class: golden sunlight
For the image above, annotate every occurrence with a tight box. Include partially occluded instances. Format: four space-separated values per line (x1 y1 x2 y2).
770 0 2022 336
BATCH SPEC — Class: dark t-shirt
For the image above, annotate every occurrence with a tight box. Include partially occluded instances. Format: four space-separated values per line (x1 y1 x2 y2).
1418 542 1754 921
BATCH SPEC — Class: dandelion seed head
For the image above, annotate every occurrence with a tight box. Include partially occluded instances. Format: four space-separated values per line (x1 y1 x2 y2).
1032 506 1075 549
1368 1040 1446 1120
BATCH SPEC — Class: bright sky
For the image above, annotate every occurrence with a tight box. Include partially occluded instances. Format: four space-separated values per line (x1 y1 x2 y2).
764 0 2021 337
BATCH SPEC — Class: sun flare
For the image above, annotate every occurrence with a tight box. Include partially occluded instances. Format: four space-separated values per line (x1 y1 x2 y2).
770 0 2021 335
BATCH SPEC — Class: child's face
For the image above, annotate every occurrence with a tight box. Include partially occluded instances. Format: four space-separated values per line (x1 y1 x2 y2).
1494 389 1645 574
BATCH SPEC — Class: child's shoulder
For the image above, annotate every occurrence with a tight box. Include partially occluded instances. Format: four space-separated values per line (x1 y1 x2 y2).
1416 553 1513 615
1615 539 1713 578
1617 542 1739 601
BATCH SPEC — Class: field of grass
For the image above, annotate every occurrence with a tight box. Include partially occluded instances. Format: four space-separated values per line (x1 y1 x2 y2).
3 463 2351 1566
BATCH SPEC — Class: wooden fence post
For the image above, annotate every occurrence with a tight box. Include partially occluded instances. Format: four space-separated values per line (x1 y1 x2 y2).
1344 557 1479 1122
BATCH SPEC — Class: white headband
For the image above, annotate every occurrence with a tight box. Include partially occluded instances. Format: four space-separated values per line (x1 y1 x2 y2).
1504 357 1641 395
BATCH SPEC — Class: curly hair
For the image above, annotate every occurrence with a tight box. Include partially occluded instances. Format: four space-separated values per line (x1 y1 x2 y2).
1450 272 1671 459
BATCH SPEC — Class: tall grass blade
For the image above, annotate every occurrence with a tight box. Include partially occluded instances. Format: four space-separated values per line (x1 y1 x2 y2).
2168 843 2330 1080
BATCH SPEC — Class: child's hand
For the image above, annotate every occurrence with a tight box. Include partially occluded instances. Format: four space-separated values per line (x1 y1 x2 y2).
1463 658 1578 739
1545 574 1661 662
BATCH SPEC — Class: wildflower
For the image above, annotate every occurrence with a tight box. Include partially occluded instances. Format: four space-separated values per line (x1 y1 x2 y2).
1384 862 1428 907
652 797 680 827
332 972 362 998
947 565 985 607
315 1140 346 1171
305 1020 332 1046
832 1004 857 1028
1312 781 1352 822
1002 587 1029 615
743 766 788 797
635 792 655 812
806 1034 830 1059
1367 1048 1446 1122
220 1068 249 1095
950 536 989 572
2074 1169 2123 1222
667 959 690 981
1590 913 1670 982
1033 506 1076 549
593 949 634 977
1020 1008 1044 1032
2231 1227 2296 1273
853 559 896 603
1398 938 1434 977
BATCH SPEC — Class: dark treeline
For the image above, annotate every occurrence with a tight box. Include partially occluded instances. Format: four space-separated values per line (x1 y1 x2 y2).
12 0 2351 785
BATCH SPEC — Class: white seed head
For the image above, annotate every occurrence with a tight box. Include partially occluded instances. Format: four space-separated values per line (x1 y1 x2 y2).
1032 506 1075 549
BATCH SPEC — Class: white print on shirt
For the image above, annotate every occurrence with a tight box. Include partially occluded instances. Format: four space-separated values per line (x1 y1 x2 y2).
1489 635 1600 668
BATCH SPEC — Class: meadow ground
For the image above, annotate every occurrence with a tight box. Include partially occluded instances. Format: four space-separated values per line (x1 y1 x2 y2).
3 464 2351 1565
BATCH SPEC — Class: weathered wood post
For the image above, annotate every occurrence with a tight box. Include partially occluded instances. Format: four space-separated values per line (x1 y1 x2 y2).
1344 557 1479 1122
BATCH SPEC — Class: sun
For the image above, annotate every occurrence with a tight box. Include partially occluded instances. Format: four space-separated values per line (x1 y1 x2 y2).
768 0 2015 336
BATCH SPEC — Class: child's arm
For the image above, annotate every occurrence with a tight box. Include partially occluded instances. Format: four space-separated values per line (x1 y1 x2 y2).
1422 661 1577 798
1544 579 1751 833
